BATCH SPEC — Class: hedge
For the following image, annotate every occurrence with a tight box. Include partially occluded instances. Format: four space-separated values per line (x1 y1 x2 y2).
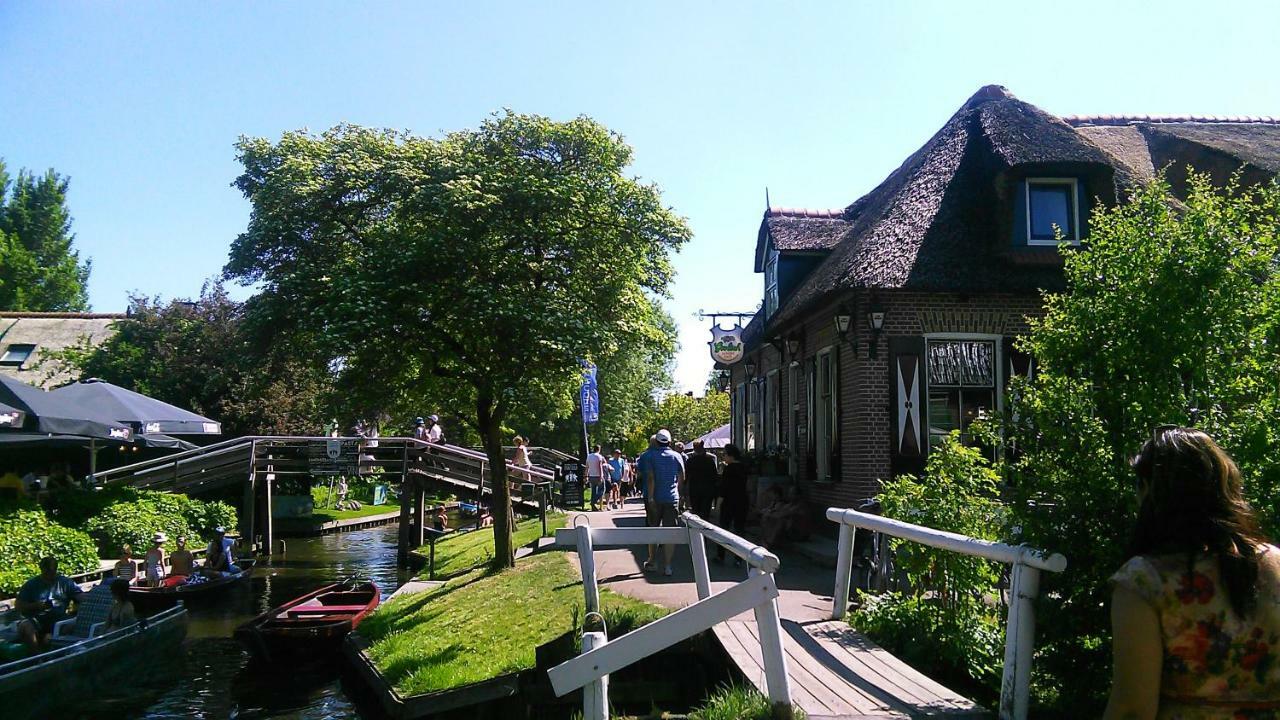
84 492 237 557
0 504 99 596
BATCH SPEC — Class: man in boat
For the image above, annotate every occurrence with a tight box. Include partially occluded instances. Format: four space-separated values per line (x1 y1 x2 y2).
168 536 195 578
15 556 84 650
202 527 241 576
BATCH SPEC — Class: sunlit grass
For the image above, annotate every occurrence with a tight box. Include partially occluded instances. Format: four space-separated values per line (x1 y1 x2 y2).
360 551 664 696
416 512 566 579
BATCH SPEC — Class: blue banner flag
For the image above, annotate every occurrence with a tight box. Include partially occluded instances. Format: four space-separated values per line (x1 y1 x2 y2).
580 361 599 424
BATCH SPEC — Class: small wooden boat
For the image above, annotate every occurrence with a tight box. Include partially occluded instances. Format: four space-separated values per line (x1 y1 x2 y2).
128 558 257 612
234 579 379 661
0 604 188 719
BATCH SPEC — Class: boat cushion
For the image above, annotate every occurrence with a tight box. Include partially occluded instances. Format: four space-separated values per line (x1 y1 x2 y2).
285 604 368 616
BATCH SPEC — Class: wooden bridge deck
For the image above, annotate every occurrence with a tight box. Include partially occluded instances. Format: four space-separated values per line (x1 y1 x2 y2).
713 619 988 719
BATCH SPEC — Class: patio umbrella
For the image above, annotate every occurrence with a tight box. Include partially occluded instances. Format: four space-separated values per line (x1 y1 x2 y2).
51 378 221 435
0 375 133 441
0 432 196 450
692 423 731 449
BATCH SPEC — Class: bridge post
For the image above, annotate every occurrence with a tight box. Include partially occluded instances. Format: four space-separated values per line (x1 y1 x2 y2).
414 483 426 548
263 469 274 555
575 523 600 614
580 630 608 720
688 524 711 600
398 476 413 565
749 567 793 720
832 522 855 619
1000 560 1041 720
241 441 257 554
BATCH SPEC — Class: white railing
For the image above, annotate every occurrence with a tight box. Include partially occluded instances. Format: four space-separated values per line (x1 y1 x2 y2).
827 508 1067 720
550 513 793 720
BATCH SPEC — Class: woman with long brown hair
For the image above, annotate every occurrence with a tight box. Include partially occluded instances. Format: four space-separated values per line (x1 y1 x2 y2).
1104 426 1280 718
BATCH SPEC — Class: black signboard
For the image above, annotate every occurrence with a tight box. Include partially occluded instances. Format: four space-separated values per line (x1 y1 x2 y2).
560 460 584 508
308 439 361 476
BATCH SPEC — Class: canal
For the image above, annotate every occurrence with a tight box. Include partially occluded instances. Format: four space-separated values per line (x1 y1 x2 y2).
100 523 409 719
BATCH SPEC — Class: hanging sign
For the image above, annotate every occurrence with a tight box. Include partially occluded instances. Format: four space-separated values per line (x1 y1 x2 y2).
709 324 745 364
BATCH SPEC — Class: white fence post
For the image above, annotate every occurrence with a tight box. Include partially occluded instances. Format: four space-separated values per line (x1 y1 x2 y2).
832 522 855 620
689 525 711 600
576 523 600 614
999 560 1041 720
581 630 609 720
749 568 793 718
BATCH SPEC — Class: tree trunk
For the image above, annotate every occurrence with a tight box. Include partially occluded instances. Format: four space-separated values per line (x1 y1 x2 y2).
479 405 515 569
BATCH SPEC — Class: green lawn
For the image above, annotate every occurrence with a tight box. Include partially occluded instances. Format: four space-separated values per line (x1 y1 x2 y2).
417 512 566 579
360 551 665 697
308 502 401 524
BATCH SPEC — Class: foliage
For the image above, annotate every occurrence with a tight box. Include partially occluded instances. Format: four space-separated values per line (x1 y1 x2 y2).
82 491 237 557
0 502 99 595
417 512 566 579
855 434 1005 695
997 173 1280 713
40 283 336 436
0 160 90 312
646 390 730 448
225 115 691 566
689 684 807 720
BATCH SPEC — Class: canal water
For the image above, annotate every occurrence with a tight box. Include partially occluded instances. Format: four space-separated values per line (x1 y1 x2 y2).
93 523 410 720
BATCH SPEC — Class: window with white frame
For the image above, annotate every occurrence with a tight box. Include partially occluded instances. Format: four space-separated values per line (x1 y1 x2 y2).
926 339 997 449
767 370 780 450
1026 178 1080 245
788 363 801 476
815 349 833 481
764 249 779 318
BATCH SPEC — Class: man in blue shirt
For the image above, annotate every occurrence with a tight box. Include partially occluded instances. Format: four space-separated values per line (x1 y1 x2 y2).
16 556 84 650
643 429 685 576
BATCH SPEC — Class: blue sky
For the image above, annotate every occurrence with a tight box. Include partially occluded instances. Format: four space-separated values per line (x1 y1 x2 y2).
3 2 1279 394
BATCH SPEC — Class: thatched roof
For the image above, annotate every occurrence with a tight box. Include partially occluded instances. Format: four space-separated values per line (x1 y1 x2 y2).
762 86 1280 333
754 209 850 271
0 313 124 388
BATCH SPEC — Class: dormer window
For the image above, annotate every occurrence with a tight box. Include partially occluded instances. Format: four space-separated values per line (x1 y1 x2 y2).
1026 178 1080 245
0 344 35 367
764 249 779 317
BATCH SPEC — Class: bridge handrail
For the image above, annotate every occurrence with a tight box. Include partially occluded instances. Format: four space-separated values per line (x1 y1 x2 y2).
826 507 1066 720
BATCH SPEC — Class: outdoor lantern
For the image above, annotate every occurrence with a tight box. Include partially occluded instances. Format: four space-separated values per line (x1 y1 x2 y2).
715 370 731 392
833 310 851 338
785 334 801 357
745 359 757 379
867 297 886 358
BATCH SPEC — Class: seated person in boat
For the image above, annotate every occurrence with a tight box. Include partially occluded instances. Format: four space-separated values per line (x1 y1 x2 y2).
113 544 137 583
202 527 241 576
144 532 167 587
15 556 84 650
168 536 195 578
103 578 137 631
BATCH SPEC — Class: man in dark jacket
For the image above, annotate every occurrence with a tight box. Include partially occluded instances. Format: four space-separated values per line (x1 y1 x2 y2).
685 440 719 520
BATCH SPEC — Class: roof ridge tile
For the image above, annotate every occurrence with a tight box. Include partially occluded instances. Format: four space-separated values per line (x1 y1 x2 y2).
1063 114 1280 126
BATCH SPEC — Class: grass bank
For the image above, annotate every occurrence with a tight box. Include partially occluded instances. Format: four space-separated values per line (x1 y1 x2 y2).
417 512 566 579
359 551 665 697
309 503 401 524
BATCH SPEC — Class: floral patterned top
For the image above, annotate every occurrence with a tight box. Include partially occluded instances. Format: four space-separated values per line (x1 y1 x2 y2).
1112 546 1280 719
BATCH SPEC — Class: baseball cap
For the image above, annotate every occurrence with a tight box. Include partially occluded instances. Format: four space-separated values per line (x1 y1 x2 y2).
414 417 425 425
656 429 672 444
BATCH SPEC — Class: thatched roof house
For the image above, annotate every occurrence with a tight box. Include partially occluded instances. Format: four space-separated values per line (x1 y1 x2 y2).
0 312 125 388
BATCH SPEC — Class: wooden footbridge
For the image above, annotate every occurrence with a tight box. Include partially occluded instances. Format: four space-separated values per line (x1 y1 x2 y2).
550 510 1066 720
90 436 557 562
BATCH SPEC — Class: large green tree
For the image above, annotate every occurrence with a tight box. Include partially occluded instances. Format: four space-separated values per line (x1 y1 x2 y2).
42 283 335 437
648 390 730 447
225 115 690 567
0 161 91 311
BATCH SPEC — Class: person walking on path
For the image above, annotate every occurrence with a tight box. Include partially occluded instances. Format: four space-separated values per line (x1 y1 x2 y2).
512 435 533 483
425 414 443 444
607 449 626 510
643 429 685 576
715 443 750 565
685 439 719 520
1104 426 1280 718
412 417 428 441
586 445 607 511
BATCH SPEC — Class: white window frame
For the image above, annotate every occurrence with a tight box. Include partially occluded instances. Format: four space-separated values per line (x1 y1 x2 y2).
815 346 834 482
766 370 780 450
922 333 1004 449
788 362 801 477
1025 178 1081 246
764 249 780 318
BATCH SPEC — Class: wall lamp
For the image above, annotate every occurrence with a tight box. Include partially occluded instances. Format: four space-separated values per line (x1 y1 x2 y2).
744 358 757 380
867 296 886 359
785 333 802 358
834 305 854 357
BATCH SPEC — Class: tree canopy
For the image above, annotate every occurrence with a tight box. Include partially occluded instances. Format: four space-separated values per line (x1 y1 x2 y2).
225 114 691 566
0 160 91 311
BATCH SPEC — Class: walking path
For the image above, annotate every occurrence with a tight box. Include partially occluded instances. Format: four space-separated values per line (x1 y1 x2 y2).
564 498 986 719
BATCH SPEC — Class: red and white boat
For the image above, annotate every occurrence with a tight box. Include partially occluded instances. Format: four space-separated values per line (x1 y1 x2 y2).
234 579 380 661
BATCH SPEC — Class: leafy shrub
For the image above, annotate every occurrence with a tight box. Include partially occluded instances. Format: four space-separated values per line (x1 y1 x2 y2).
83 491 237 557
0 506 99 595
689 684 806 720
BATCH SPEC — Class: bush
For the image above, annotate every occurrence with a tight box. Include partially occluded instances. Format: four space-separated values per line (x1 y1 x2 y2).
83 491 237 557
689 684 806 720
0 506 99 595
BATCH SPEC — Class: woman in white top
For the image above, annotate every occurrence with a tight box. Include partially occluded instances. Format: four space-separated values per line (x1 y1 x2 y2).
144 533 167 587
512 436 532 482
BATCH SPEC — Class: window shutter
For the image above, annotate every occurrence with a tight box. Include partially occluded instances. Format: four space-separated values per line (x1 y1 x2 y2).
831 347 842 480
889 336 927 475
1001 336 1035 392
806 357 817 480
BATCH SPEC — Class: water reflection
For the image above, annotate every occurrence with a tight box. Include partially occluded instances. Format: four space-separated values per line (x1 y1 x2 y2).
84 523 409 720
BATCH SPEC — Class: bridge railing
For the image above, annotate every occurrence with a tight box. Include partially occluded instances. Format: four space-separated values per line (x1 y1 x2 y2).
549 512 793 720
826 508 1067 720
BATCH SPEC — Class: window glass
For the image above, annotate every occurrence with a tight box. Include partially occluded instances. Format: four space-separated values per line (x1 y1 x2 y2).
0 344 36 366
926 340 995 449
928 341 995 387
1028 182 1075 242
764 251 779 316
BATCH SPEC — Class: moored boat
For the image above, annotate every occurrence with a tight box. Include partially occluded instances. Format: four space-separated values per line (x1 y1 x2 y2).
128 559 257 612
234 579 379 661
0 604 188 720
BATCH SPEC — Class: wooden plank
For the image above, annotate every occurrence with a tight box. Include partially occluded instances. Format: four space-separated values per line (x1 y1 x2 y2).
802 621 985 715
741 620 897 717
714 622 829 715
